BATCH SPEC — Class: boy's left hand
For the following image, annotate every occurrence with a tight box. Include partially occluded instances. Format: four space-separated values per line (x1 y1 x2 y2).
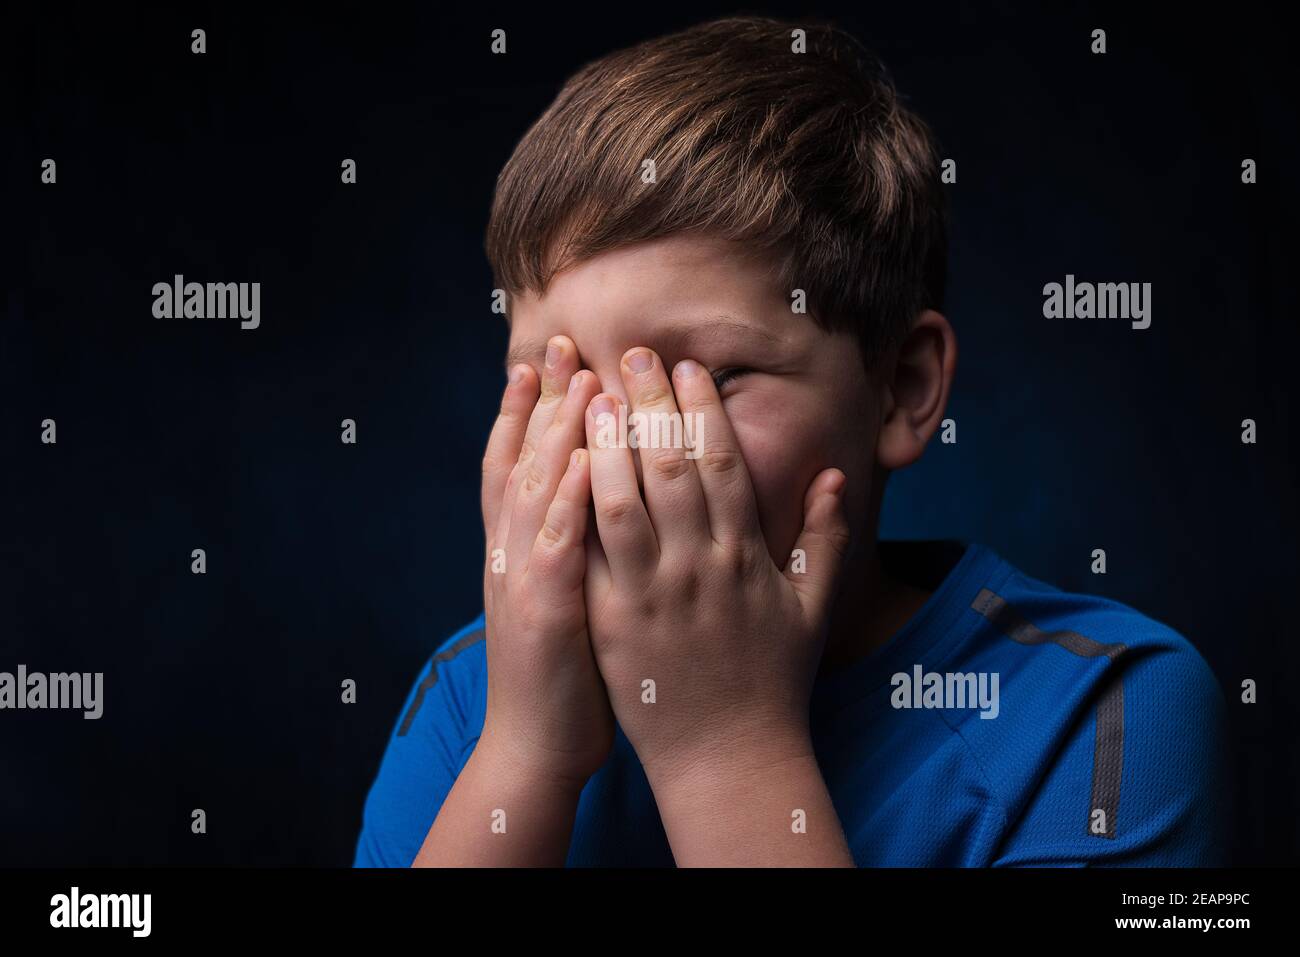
582 347 851 790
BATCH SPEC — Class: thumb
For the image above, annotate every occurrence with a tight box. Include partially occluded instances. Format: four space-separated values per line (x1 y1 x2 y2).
784 468 851 622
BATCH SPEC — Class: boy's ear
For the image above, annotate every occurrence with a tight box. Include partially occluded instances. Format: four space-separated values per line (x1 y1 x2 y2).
875 309 957 471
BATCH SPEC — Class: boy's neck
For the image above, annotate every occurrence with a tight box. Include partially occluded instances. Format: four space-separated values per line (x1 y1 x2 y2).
820 542 932 674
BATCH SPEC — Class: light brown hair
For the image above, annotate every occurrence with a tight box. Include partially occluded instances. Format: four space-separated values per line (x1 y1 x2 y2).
485 15 948 365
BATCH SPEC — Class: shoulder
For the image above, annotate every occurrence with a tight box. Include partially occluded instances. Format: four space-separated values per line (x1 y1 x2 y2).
390 614 487 741
967 558 1224 724
946 550 1229 864
353 615 488 868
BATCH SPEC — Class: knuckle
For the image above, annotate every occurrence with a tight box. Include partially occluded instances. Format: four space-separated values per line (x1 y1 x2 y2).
826 525 852 559
520 462 548 496
662 562 700 602
721 545 748 576
718 541 761 579
697 445 744 476
481 450 505 479
535 514 568 551
526 555 578 609
649 451 692 483
598 495 642 525
635 382 674 408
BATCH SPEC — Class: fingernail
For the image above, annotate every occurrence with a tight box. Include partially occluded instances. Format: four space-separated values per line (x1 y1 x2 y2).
509 364 527 385
569 449 585 470
568 371 585 393
545 338 563 369
590 395 616 418
675 359 701 379
625 349 653 373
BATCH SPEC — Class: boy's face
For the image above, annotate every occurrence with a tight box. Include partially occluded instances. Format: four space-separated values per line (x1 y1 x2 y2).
506 234 884 565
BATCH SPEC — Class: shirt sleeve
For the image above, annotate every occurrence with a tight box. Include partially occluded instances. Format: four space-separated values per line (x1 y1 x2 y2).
992 638 1231 867
353 618 487 867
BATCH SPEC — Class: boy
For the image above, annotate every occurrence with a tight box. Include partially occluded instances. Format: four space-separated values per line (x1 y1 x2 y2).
354 16 1227 866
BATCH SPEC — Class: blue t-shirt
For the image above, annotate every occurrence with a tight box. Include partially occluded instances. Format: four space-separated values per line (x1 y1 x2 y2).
354 540 1229 866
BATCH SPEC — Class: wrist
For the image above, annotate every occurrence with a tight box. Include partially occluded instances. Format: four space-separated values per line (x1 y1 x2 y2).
473 724 595 800
643 732 851 867
641 725 817 800
413 726 587 867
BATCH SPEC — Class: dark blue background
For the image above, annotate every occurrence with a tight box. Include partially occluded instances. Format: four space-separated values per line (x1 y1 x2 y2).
5 2 1297 865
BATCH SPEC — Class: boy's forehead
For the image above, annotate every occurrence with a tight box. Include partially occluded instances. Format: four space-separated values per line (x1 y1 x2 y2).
504 237 794 369
504 311 790 371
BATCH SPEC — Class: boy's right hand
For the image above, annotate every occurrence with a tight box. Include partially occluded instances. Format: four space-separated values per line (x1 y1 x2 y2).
478 335 615 789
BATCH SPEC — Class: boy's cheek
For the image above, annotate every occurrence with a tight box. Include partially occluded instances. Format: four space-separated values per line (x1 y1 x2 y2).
731 418 832 563
730 396 875 564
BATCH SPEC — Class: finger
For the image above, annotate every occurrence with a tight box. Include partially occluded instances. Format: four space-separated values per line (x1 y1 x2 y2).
520 335 581 463
586 393 658 581
619 348 708 547
509 369 602 560
497 335 581 548
528 448 593 602
670 357 763 548
481 363 540 548
785 469 852 624
583 516 611 593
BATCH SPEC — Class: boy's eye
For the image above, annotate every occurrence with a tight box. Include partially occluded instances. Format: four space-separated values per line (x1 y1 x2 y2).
710 367 751 392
